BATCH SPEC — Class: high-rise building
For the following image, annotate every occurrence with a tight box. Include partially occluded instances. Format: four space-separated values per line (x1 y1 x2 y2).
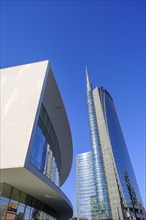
0 61 73 220
76 68 145 220
76 152 97 219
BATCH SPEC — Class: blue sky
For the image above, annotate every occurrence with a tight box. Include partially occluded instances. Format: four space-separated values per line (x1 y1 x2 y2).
1 0 145 213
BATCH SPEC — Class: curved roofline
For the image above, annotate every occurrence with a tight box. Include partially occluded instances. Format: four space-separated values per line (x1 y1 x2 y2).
24 60 73 186
1 167 73 220
98 86 113 101
41 61 73 185
76 151 92 157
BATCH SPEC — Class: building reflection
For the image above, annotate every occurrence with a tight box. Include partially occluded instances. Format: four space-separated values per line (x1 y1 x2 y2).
0 183 57 220
1 202 17 220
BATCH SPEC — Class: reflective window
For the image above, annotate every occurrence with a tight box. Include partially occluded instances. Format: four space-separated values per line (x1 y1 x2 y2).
0 183 57 220
6 202 18 220
19 192 27 205
23 206 31 220
76 152 99 219
82 90 111 219
100 88 143 205
30 105 60 186
1 183 12 199
30 208 34 220
16 203 25 220
31 208 39 220
11 188 20 202
0 197 9 219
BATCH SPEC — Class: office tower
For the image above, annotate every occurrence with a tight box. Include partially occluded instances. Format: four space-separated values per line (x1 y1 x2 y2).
76 152 97 219
0 61 73 220
76 68 145 220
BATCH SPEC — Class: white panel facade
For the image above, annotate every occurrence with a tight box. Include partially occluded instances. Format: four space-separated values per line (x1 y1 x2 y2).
0 61 48 169
0 61 73 220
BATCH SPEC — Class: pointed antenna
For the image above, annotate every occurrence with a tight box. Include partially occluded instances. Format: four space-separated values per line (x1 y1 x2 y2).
86 66 92 91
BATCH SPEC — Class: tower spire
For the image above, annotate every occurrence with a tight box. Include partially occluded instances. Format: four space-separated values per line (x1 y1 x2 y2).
86 66 92 91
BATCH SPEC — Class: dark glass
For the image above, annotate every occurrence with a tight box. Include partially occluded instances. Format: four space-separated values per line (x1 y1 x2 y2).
0 184 57 220
11 188 20 202
26 195 32 207
1 183 12 199
32 198 39 210
103 90 142 204
0 183 3 195
31 208 39 220
19 192 27 204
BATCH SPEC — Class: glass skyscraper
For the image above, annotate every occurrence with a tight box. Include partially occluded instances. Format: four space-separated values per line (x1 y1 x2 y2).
76 68 145 220
76 152 97 219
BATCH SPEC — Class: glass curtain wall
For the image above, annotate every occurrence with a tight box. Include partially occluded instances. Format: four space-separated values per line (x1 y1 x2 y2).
76 152 97 220
30 105 60 187
87 89 111 219
0 183 57 220
99 87 143 205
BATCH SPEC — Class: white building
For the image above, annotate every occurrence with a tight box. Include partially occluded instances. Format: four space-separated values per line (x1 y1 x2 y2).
0 61 73 220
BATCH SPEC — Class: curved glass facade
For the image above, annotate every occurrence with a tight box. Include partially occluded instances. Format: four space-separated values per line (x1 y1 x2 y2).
99 87 143 205
76 152 97 220
77 70 145 219
86 90 111 219
30 105 60 187
0 183 57 220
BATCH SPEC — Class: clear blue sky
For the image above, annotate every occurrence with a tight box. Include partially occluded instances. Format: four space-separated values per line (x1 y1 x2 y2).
1 0 145 214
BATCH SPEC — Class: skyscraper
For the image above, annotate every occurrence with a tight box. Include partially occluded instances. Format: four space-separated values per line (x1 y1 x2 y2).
76 68 145 220
0 61 73 220
76 152 97 219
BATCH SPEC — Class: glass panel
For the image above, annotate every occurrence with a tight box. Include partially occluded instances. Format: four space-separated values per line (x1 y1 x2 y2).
30 105 61 187
1 185 57 220
37 126 43 140
32 198 38 210
43 213 47 220
31 208 39 220
11 188 20 202
0 183 3 195
0 197 9 220
26 195 32 207
1 183 12 199
37 141 45 170
30 126 60 186
19 192 27 204
103 90 143 204
16 204 25 220
29 208 34 220
41 141 47 172
7 201 18 220
0 196 9 203
23 206 31 220
40 106 45 121
8 188 19 220
31 135 39 159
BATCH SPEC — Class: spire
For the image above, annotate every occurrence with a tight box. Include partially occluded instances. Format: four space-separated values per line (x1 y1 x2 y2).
86 66 92 91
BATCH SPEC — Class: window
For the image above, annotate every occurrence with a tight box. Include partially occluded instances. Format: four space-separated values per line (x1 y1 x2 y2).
16 203 25 220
